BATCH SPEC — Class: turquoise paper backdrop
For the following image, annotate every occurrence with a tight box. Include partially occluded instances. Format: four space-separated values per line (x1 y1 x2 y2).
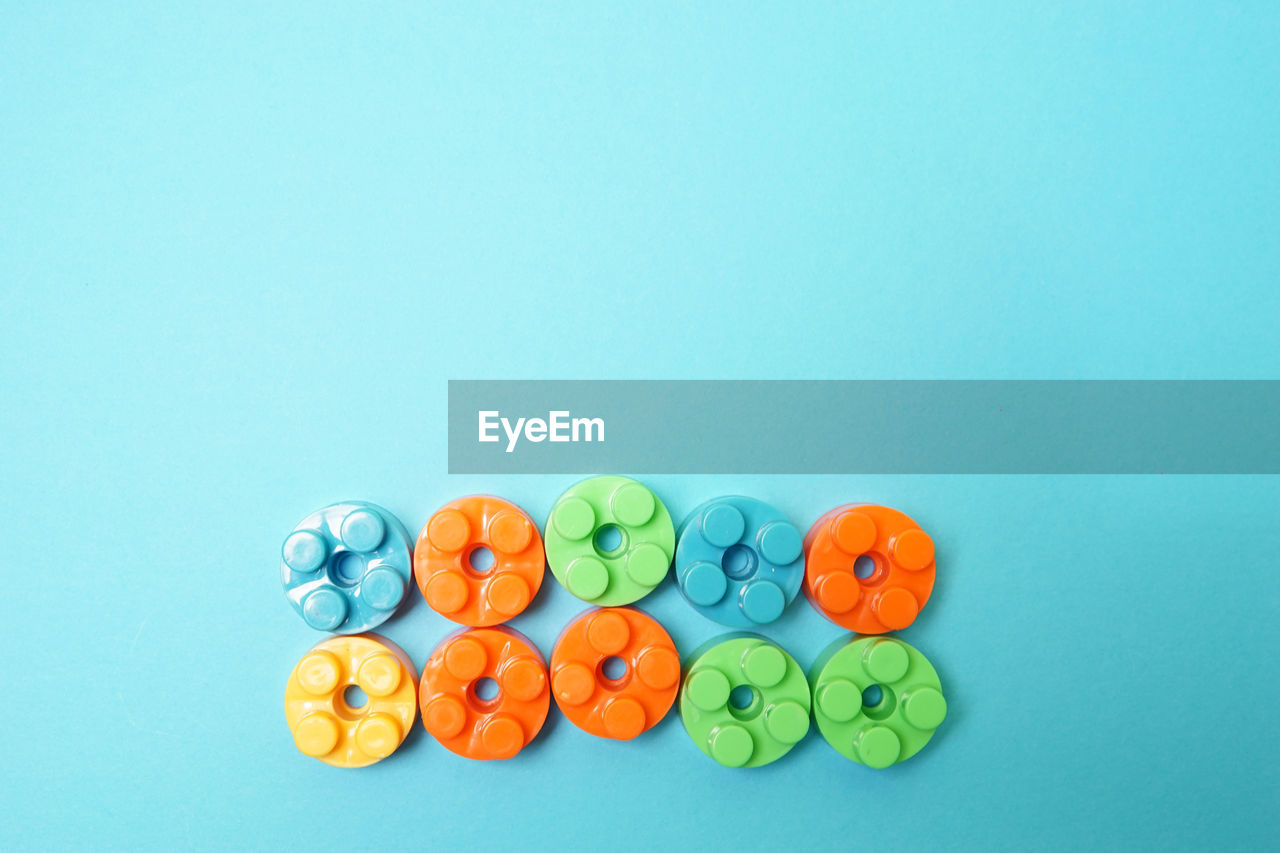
2 3 1277 850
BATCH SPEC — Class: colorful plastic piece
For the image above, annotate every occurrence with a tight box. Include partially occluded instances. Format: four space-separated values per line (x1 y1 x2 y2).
674 496 804 627
545 476 675 606
415 495 545 626
280 501 414 633
419 626 550 760
803 504 935 633
679 634 810 768
284 634 418 767
810 635 947 768
550 607 681 740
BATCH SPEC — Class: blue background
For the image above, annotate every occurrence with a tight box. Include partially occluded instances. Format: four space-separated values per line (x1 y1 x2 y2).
2 2 1278 850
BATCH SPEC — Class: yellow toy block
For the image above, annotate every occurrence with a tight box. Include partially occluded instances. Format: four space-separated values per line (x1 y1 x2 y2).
285 633 417 767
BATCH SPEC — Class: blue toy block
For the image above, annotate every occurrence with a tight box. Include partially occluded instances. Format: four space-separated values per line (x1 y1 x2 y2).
280 501 413 633
674 496 804 627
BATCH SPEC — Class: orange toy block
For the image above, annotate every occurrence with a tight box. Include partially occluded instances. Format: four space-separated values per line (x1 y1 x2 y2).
415 495 545 626
550 607 681 740
803 504 936 633
419 626 550 760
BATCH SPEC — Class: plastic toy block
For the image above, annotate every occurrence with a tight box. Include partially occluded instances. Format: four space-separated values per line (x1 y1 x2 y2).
281 501 414 634
803 504 935 633
550 607 680 740
544 476 675 606
678 635 810 768
419 626 550 760
675 496 804 627
809 635 946 768
284 634 418 768
414 495 545 626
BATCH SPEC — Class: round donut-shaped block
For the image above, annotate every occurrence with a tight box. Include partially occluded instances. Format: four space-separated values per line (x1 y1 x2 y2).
281 501 414 634
284 633 418 768
550 607 681 740
675 496 805 627
803 504 936 633
810 635 947 768
679 634 811 768
545 476 675 606
414 495 545 626
419 626 550 760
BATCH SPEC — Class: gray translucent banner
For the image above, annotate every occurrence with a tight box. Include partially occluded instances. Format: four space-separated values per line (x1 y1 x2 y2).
447 380 1280 474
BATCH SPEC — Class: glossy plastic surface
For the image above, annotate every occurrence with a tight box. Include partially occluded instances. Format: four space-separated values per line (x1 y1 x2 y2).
544 476 675 606
550 607 680 740
415 495 545 626
678 634 810 768
674 496 804 626
281 501 414 634
810 635 947 768
418 626 550 760
284 634 418 768
803 503 936 633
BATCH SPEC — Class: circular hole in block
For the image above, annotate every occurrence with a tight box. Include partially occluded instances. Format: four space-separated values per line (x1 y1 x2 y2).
854 554 877 580
721 544 757 580
601 653 627 681
596 655 632 690
343 685 369 713
332 551 365 586
862 683 898 721
468 546 496 574
593 524 627 558
466 677 503 713
727 684 761 721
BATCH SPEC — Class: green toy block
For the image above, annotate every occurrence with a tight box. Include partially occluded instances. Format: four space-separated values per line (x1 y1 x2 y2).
679 634 810 768
545 476 675 606
809 635 947 769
